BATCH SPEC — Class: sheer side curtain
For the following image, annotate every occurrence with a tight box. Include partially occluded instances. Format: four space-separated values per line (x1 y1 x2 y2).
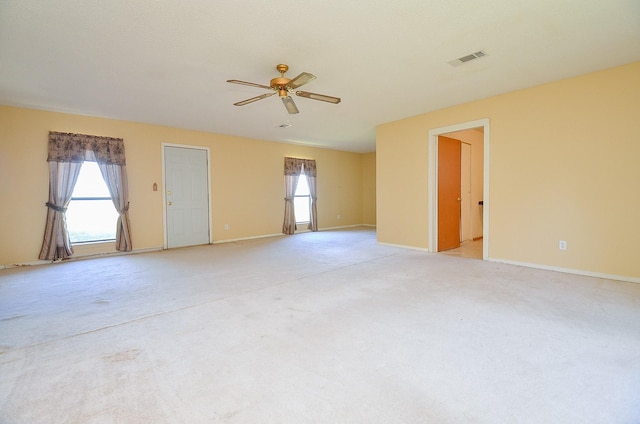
282 157 317 235
39 131 133 261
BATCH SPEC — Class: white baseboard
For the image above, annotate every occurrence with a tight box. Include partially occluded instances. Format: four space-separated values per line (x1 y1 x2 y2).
212 225 376 244
372 241 639 284
212 233 284 244
2 226 377 269
0 260 50 269
377 241 430 252
486 257 640 284
1 246 164 269
320 224 376 231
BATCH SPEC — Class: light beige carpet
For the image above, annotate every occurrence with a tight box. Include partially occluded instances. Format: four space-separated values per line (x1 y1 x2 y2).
1 227 639 423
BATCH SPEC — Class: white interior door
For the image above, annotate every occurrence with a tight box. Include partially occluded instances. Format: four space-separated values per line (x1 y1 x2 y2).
164 146 210 248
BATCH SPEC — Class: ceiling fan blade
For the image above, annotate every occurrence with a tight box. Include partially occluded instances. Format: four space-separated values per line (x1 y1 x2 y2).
281 96 299 114
233 91 276 106
227 79 273 90
286 72 316 89
296 91 341 104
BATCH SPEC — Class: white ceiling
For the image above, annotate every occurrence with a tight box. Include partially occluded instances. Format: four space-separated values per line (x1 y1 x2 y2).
1 1 639 153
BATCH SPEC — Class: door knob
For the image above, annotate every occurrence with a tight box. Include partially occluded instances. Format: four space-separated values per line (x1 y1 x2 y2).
168 201 173 206
457 197 461 201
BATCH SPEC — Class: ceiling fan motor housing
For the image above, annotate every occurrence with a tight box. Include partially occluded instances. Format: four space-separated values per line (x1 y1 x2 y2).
271 64 291 96
271 77 291 92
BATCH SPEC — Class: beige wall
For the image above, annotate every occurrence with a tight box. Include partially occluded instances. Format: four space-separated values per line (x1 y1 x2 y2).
0 106 375 266
361 152 376 226
377 62 640 281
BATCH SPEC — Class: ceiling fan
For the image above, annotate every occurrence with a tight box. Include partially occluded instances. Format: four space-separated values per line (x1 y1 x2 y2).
227 64 341 114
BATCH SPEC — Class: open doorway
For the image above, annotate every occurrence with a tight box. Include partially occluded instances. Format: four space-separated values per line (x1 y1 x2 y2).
428 119 490 260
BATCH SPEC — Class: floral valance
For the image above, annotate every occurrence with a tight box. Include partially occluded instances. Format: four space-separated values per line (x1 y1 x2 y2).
303 159 317 177
47 131 126 165
284 157 316 176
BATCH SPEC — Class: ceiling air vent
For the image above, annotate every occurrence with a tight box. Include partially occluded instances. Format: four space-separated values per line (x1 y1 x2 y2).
448 50 487 67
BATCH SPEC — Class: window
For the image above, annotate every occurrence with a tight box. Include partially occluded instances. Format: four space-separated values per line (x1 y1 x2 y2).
294 171 311 223
66 161 118 243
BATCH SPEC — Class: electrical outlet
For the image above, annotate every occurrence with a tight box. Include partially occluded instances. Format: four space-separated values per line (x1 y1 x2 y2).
559 240 567 251
337 214 341 220
224 224 229 231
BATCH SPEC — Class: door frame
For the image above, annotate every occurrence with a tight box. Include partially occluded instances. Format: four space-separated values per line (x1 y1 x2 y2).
460 141 473 242
428 118 490 259
161 143 212 249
